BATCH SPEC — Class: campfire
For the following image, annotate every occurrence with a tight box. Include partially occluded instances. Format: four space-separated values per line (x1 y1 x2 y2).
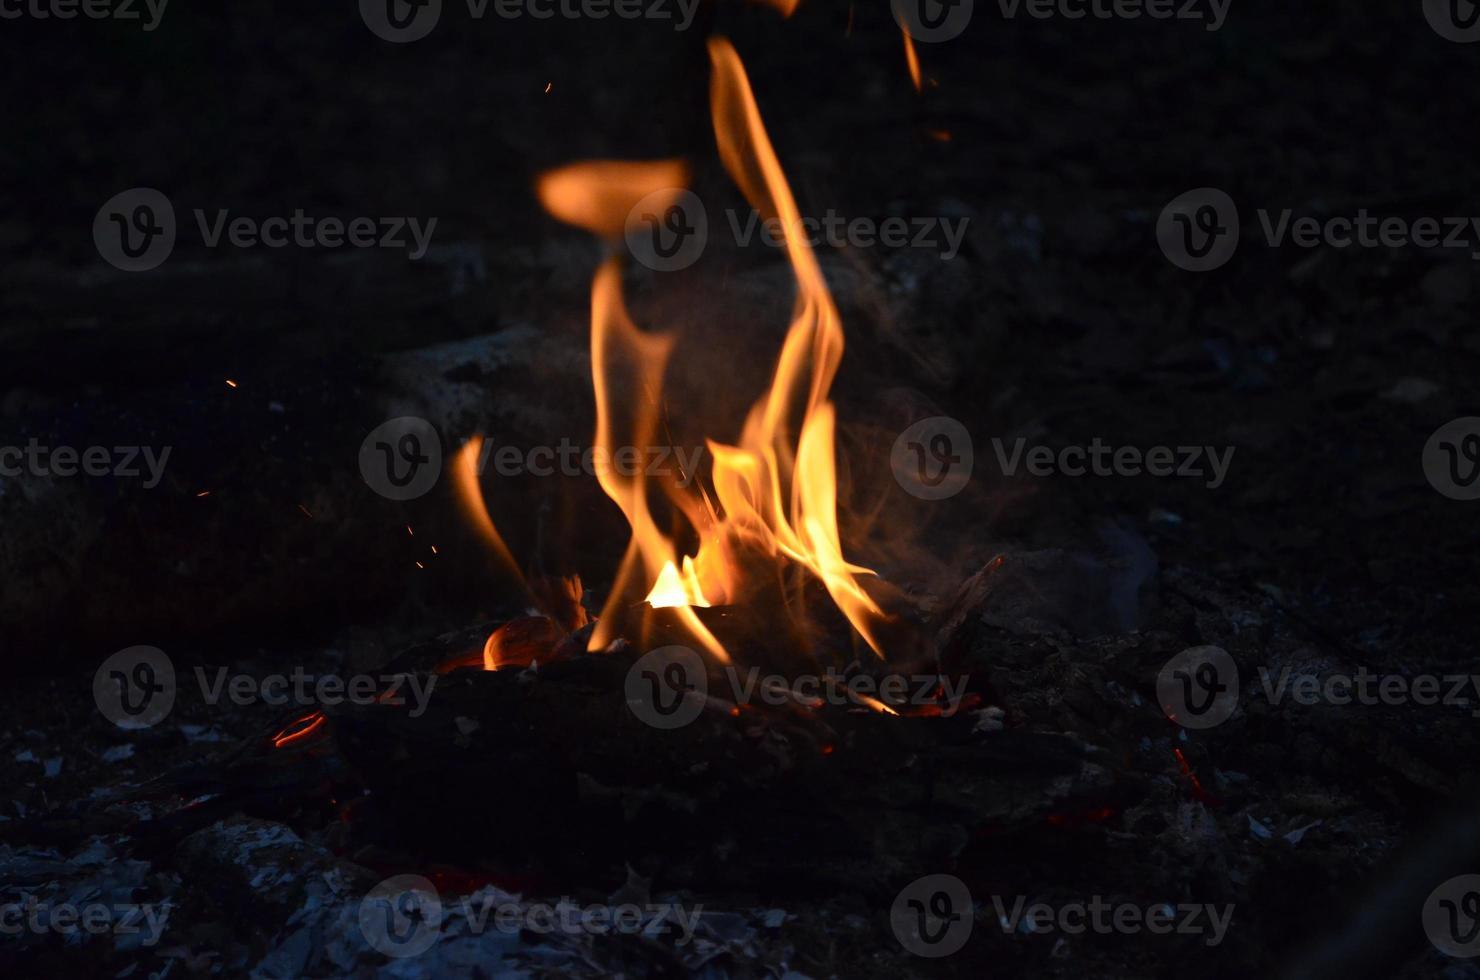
463 37 895 672
11 3 1464 977
253 37 997 886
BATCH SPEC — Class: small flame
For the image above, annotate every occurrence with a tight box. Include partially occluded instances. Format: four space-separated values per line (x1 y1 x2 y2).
902 29 922 92
537 160 690 240
852 693 901 716
451 437 525 590
647 557 712 608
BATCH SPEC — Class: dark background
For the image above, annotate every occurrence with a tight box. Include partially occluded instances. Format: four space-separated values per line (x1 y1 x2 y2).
1 2 1479 976
1 2 1475 663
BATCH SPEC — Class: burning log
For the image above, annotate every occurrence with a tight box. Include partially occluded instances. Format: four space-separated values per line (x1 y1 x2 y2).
326 641 1133 896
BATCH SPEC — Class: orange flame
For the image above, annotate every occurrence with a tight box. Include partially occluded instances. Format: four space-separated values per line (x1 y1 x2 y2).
750 0 800 16
451 437 525 591
902 29 922 92
532 38 888 664
537 160 690 240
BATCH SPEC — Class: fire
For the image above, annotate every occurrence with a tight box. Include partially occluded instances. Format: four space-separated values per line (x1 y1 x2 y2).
450 437 527 593
647 557 711 608
525 36 891 663
902 29 922 92
537 160 690 239
317 33 880 671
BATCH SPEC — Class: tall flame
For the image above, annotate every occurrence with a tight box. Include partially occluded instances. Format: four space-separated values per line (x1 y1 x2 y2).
533 37 888 662
698 36 886 654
